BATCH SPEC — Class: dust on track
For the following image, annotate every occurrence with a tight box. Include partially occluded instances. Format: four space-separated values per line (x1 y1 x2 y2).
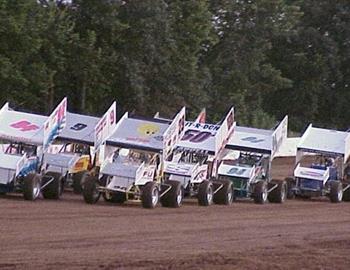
0 157 349 270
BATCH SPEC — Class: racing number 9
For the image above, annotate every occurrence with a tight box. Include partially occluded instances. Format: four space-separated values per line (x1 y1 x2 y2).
182 129 211 143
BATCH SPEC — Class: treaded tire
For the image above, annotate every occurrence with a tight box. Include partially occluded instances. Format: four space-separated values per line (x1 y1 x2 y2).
83 175 100 204
72 170 89 194
160 180 183 208
253 181 268 204
198 180 214 206
23 173 41 201
42 172 62 200
285 177 295 199
213 179 234 205
141 182 159 209
329 181 343 203
102 191 126 204
343 184 350 201
268 180 287 203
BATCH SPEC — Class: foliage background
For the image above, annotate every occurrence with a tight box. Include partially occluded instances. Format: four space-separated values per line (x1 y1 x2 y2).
0 0 349 132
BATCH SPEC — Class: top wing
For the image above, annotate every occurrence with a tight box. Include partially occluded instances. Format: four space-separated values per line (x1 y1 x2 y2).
0 103 47 145
226 115 288 158
297 124 350 163
57 112 99 146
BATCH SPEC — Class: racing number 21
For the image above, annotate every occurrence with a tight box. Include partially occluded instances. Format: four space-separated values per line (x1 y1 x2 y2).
181 129 211 143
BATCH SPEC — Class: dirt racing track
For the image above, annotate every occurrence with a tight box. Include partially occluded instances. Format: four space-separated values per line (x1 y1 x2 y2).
1 158 350 270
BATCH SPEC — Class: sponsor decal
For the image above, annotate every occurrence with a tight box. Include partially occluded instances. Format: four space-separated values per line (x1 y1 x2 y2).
241 136 265 144
166 164 192 175
227 167 247 176
181 130 213 143
185 122 220 131
226 110 234 131
10 121 39 132
70 123 87 131
94 102 116 150
137 123 160 137
300 170 324 177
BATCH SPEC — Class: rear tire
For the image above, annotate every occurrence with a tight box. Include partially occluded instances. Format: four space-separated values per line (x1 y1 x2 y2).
198 181 214 206
329 181 343 203
83 176 100 204
72 170 89 194
160 180 183 208
213 180 234 205
23 173 41 201
253 181 268 204
141 182 159 209
285 177 295 199
42 172 62 200
268 180 287 203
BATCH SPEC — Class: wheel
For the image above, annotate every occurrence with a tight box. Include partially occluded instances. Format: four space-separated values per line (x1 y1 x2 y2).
42 172 63 200
253 181 268 204
268 180 287 203
213 179 234 205
83 175 101 204
141 181 159 209
160 180 183 208
198 180 214 206
23 173 41 201
72 170 89 194
329 181 343 203
343 184 350 201
102 191 126 204
285 177 295 199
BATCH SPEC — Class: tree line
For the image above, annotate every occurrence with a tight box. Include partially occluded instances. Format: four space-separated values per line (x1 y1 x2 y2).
0 0 349 132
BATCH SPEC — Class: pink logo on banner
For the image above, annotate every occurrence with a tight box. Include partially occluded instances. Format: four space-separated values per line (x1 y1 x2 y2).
11 121 39 132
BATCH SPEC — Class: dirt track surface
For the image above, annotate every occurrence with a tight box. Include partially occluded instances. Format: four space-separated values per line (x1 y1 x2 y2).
1 158 350 270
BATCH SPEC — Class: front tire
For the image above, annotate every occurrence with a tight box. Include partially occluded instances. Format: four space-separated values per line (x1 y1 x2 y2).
141 182 159 209
42 172 63 200
102 191 126 204
83 176 101 204
213 179 234 205
198 180 214 206
160 180 183 208
72 170 89 194
343 184 350 201
253 181 268 204
268 180 287 203
23 173 41 201
329 181 343 203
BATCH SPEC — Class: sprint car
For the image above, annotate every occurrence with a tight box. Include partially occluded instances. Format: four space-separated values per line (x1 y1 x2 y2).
217 116 289 204
44 105 107 194
287 124 350 202
82 106 185 208
163 108 235 207
0 98 66 200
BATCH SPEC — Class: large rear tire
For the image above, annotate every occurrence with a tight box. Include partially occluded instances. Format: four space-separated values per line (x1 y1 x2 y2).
23 173 41 201
268 180 287 203
72 170 89 194
253 181 268 204
42 172 63 200
160 180 183 208
83 176 100 204
285 177 295 199
141 182 159 209
198 180 214 206
213 179 234 205
329 181 343 203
